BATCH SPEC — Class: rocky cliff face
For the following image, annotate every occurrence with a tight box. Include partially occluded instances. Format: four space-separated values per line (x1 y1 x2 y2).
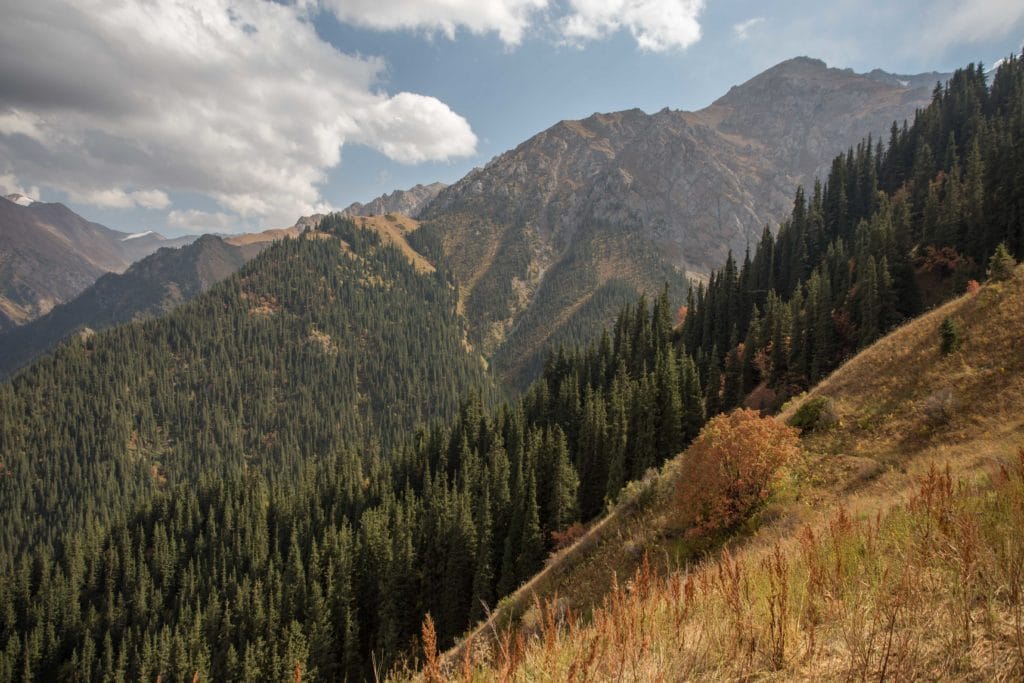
419 57 948 386
340 182 447 219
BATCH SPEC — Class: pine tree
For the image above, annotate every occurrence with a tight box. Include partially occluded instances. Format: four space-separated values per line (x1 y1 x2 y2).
545 427 580 534
469 489 493 625
516 467 545 584
576 388 609 519
989 242 1017 281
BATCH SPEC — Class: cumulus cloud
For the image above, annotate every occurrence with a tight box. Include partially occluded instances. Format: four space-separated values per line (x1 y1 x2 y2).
68 188 171 210
914 0 1024 54
322 0 547 46
561 0 705 51
0 173 39 200
733 17 765 41
322 0 705 52
351 93 479 164
0 0 478 228
168 209 239 234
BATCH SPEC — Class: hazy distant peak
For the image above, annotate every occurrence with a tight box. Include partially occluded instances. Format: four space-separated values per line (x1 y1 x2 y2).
718 56 950 102
859 67 949 90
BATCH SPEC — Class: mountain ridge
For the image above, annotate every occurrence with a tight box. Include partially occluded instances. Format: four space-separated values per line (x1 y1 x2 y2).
420 56 949 386
0 195 194 329
0 234 260 378
339 181 447 219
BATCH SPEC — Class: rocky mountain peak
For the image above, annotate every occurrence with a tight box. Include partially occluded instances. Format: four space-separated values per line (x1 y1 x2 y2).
340 182 447 219
419 56 952 384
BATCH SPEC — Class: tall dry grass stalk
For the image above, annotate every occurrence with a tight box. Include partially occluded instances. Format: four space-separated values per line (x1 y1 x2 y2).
422 448 1024 681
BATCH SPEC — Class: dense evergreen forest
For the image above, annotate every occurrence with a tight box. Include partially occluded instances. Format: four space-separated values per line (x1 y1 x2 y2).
0 284 703 681
682 56 1024 407
0 215 499 567
1 54 1023 681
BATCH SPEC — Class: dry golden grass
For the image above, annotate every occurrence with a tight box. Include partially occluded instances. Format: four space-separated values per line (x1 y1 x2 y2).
411 266 1024 681
356 214 435 274
442 456 1024 681
223 225 305 246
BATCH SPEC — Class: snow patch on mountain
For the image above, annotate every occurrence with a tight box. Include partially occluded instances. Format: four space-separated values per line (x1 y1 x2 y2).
121 230 161 242
4 193 36 207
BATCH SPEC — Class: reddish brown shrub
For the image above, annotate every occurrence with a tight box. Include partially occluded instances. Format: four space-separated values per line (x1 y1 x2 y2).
965 279 981 296
916 245 976 279
673 409 800 537
742 383 778 414
551 522 587 551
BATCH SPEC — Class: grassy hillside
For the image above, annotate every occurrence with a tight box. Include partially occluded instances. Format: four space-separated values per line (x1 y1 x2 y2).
419 265 1024 680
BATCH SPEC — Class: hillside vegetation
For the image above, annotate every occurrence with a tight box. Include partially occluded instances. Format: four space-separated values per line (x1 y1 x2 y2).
0 235 261 378
2 54 1022 683
422 265 1024 681
0 216 496 566
683 57 1024 413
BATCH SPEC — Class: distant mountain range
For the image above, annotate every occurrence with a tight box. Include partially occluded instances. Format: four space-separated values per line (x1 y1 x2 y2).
0 194 193 329
0 235 263 377
0 57 950 389
416 57 950 384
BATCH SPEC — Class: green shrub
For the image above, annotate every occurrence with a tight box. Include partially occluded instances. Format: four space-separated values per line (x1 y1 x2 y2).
939 316 961 355
988 242 1017 282
788 396 837 433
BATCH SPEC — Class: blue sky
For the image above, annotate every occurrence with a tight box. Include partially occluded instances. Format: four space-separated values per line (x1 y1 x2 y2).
1 0 1022 236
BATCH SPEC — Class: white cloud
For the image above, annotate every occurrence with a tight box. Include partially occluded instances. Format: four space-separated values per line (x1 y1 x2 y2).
0 173 39 200
915 0 1024 54
0 0 478 228
68 188 171 210
322 0 705 52
733 17 765 41
561 0 705 51
321 0 548 46
350 93 479 164
168 209 239 233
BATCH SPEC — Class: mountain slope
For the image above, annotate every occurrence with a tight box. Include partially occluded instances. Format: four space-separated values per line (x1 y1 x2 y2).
420 57 946 386
437 264 1024 682
0 235 260 378
0 195 193 328
0 216 496 565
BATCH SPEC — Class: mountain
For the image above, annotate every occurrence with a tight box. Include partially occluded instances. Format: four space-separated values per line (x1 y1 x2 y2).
0 195 194 329
118 229 194 261
433 55 1024 677
0 211 451 378
0 215 496 567
2 54 1020 683
339 181 447 218
419 57 948 386
0 235 261 378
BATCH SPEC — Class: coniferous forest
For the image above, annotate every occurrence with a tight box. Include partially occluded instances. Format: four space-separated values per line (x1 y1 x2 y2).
0 54 1023 681
682 58 1024 407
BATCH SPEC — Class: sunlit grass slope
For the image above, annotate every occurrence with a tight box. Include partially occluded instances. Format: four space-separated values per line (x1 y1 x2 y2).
412 266 1024 681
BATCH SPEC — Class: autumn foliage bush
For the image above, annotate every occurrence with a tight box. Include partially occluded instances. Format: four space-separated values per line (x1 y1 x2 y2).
673 409 800 538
